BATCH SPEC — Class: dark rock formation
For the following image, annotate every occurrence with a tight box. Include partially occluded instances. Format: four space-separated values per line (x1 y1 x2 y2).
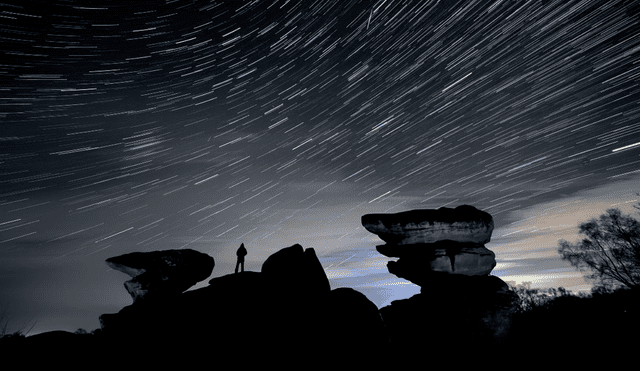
324 288 390 346
379 241 497 285
362 204 494 245
261 243 331 296
12 207 526 364
363 205 519 348
96 244 387 363
380 275 518 349
105 248 214 303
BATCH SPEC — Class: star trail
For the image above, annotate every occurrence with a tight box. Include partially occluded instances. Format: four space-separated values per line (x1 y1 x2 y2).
1 0 639 334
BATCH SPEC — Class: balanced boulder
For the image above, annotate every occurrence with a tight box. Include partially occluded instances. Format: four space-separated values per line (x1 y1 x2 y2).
362 204 494 245
362 205 518 347
105 248 214 303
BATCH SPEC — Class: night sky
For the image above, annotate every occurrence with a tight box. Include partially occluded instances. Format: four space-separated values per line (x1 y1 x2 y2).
1 0 639 335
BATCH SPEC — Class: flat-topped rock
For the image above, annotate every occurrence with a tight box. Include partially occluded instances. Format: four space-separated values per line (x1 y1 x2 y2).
106 249 214 303
362 205 494 245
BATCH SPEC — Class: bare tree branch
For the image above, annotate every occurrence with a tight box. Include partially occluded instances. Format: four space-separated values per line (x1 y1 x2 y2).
558 207 640 291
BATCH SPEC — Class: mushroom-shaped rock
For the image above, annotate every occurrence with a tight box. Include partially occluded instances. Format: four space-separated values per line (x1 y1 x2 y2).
362 205 494 245
105 249 214 303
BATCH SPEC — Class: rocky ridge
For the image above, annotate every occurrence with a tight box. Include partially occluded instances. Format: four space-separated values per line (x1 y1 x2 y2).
15 205 519 365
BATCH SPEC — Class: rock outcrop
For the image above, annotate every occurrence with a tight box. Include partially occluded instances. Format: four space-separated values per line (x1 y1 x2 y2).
363 205 519 351
323 287 389 347
105 248 214 303
261 243 331 296
96 244 388 363
14 207 524 363
379 241 497 285
362 205 494 245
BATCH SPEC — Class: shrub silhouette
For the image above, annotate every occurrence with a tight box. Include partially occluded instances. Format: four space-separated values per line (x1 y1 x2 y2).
0 310 34 339
507 282 585 313
0 311 31 352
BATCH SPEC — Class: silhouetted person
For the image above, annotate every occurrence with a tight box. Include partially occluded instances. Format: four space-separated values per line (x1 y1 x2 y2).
235 243 247 273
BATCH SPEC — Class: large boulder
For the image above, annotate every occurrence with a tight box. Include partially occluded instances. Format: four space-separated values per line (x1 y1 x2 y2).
362 205 519 351
100 245 332 357
362 205 494 245
261 243 331 296
324 288 390 348
105 249 214 303
98 273 384 361
99 271 270 352
379 275 519 353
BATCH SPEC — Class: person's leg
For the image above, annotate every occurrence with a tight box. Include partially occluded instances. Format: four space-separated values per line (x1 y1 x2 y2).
241 261 244 272
235 260 240 273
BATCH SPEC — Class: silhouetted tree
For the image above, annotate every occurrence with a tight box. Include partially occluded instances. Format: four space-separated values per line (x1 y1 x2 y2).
558 207 640 291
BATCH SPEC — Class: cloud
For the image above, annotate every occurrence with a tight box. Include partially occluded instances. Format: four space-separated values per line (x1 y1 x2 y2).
490 173 640 290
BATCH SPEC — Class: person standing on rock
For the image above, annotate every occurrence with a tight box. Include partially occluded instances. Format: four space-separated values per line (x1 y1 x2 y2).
235 243 247 273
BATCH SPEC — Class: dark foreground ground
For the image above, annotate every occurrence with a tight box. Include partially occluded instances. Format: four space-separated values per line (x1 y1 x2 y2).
3 286 638 368
2 307 637 369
